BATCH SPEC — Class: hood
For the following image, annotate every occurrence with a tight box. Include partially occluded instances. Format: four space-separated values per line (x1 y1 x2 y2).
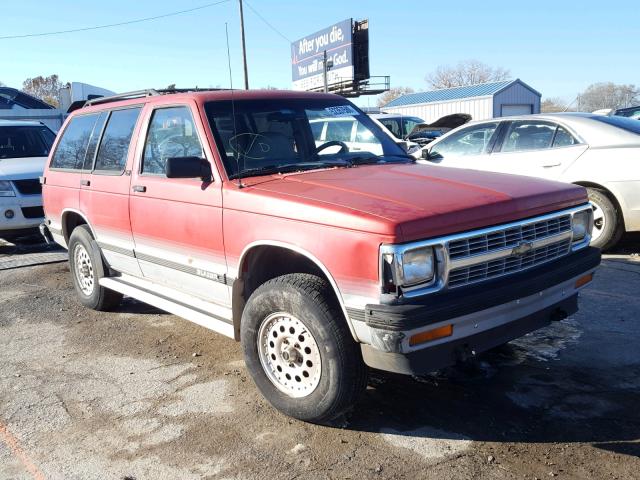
239 164 587 242
410 114 472 135
0 156 47 180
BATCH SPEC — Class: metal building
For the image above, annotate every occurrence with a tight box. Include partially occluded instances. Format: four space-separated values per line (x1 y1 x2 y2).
383 79 541 123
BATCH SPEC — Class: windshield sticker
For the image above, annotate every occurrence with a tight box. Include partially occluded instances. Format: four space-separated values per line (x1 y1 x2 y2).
324 105 358 117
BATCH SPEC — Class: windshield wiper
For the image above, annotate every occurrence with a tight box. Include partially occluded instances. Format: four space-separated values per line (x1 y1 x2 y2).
228 160 351 180
347 154 415 166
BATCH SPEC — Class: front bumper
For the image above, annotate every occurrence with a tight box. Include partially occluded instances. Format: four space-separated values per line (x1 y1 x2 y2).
356 247 600 375
0 195 44 236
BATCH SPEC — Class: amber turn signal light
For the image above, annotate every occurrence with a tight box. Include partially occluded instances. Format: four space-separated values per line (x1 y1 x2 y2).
575 273 594 289
409 324 453 346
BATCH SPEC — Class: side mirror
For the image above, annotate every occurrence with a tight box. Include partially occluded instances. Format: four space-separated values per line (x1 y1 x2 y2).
165 156 212 182
421 148 431 160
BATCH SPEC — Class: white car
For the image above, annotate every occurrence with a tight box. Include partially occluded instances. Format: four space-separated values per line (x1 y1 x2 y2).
0 120 56 241
418 113 640 249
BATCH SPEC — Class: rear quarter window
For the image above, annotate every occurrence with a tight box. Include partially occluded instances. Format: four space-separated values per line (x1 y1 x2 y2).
50 114 100 170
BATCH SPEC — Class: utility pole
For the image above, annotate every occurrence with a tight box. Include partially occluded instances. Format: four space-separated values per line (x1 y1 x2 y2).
323 50 328 93
238 0 249 89
322 51 333 93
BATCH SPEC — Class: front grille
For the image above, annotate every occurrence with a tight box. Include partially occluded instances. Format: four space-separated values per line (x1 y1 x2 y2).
448 215 571 259
448 238 571 288
21 206 44 219
12 179 42 195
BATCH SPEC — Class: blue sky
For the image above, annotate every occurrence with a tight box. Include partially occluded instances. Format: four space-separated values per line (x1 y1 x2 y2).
2 0 639 107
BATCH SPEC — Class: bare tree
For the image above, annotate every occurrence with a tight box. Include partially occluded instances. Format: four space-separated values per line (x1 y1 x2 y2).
377 86 415 107
577 82 639 112
22 74 63 107
426 60 510 90
541 97 573 113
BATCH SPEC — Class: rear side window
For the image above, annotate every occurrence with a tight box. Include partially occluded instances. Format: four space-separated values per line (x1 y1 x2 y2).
50 114 100 170
94 108 141 173
500 121 556 152
0 125 55 159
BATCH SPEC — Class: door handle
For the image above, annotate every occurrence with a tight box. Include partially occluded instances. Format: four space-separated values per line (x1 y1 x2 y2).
132 185 147 193
80 179 90 186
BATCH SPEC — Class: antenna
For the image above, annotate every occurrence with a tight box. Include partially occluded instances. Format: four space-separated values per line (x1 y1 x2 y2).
225 22 243 188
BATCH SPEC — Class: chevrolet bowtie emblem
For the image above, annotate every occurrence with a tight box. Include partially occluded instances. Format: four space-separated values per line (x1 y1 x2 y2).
512 240 534 257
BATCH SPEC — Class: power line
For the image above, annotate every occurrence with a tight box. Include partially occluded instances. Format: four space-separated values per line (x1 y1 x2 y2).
0 0 232 40
243 0 291 43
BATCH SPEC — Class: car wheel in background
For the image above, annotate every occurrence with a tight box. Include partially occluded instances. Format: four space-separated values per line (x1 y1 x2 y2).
587 188 623 251
68 225 123 311
241 273 368 424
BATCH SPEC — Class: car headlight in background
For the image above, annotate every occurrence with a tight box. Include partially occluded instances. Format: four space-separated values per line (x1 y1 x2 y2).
571 209 593 243
0 181 16 197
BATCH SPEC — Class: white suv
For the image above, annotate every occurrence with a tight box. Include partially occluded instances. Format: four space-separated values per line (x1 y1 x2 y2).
0 120 56 240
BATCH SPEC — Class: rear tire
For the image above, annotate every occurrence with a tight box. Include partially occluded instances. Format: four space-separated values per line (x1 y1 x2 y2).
68 225 123 311
241 273 368 423
587 188 622 251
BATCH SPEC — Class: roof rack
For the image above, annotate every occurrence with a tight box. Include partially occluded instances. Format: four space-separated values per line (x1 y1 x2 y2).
83 87 230 108
84 89 160 106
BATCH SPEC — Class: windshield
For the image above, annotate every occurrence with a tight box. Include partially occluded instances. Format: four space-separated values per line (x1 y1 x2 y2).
0 125 56 159
591 115 640 134
205 98 408 179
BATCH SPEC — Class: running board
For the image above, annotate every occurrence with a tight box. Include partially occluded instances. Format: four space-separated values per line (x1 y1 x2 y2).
99 276 235 339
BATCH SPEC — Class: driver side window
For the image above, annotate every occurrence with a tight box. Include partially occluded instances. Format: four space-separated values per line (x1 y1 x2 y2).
142 106 203 176
431 123 498 159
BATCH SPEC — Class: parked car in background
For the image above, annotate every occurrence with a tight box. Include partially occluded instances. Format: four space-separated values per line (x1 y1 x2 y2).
0 120 56 241
613 105 640 120
419 113 640 249
42 89 598 423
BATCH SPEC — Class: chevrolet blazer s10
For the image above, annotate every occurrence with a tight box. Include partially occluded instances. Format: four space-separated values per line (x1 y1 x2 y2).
41 89 599 423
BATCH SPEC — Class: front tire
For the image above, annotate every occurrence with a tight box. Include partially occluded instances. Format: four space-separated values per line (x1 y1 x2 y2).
587 188 622 251
68 225 123 311
241 273 368 423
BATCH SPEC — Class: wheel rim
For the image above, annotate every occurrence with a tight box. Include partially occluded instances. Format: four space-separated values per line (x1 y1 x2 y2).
257 312 322 398
591 201 606 243
73 244 95 295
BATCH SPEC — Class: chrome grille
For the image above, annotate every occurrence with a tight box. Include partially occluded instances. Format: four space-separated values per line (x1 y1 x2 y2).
448 238 571 288
448 215 571 259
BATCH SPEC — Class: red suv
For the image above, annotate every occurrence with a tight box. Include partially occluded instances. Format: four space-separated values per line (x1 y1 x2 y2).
42 89 600 423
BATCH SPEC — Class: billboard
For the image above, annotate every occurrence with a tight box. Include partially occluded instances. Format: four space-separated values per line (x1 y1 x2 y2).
291 19 353 91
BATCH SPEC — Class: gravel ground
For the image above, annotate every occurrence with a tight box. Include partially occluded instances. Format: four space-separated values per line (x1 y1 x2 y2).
0 235 639 480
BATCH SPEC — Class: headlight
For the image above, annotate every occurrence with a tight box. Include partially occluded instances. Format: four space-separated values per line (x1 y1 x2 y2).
0 181 16 197
572 209 592 242
401 247 435 286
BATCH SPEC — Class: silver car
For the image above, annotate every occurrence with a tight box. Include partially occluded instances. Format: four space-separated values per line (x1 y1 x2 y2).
419 113 640 249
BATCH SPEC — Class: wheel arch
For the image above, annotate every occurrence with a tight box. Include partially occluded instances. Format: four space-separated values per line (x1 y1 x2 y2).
572 181 626 231
61 208 96 245
232 241 357 342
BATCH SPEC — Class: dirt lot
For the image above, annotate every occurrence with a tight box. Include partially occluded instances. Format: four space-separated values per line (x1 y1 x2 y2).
1 236 639 480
